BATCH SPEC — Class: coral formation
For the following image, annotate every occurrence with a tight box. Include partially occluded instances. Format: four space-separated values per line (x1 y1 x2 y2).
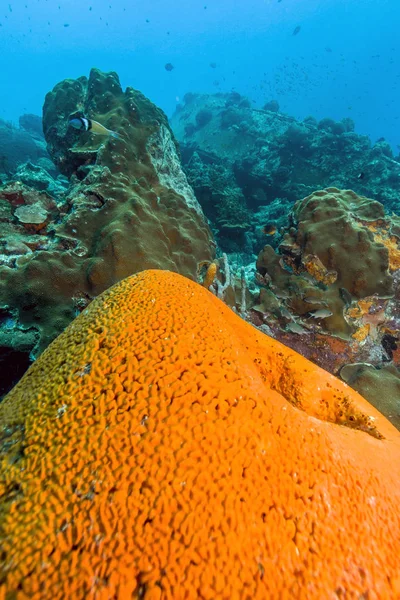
255 188 396 335
340 362 400 430
14 161 67 196
247 188 400 426
1 269 400 599
170 92 400 254
0 118 48 181
0 69 214 395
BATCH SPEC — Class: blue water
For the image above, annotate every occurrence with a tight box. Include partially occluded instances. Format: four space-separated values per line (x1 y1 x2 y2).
1 0 399 150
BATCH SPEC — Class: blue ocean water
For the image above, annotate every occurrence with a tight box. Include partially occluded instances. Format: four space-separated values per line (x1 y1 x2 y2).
1 0 399 150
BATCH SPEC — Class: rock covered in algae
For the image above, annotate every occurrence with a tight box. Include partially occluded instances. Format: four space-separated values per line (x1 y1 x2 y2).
255 188 398 336
249 188 400 428
0 69 214 370
0 270 399 599
340 362 400 430
170 92 400 254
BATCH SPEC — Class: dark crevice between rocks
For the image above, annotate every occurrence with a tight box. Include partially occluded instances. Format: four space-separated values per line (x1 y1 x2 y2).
0 346 33 401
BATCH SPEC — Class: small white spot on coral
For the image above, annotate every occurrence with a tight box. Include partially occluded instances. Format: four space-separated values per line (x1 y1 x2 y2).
56 404 67 418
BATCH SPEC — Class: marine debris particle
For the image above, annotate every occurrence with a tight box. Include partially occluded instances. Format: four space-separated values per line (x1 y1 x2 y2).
165 62 174 71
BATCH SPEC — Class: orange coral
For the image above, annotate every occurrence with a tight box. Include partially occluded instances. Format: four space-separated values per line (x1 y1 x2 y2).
202 261 218 289
373 232 400 271
351 322 370 342
302 253 337 285
1 270 400 599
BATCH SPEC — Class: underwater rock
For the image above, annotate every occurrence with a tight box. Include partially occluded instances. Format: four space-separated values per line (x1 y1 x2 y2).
195 108 213 128
14 161 67 197
18 113 44 139
170 92 400 254
246 188 400 426
263 99 280 112
14 203 48 228
0 69 214 392
0 119 48 177
340 362 400 431
1 270 400 599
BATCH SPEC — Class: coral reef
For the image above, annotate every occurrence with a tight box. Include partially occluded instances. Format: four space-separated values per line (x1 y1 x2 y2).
0 69 214 398
255 188 395 337
171 92 400 254
0 118 48 181
14 161 67 197
19 113 44 139
246 188 400 426
1 270 399 599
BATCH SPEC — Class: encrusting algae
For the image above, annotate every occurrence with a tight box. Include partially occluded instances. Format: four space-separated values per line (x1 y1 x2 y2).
0 270 400 599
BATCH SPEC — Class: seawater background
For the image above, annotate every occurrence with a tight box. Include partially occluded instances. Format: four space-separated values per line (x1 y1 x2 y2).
1 0 399 149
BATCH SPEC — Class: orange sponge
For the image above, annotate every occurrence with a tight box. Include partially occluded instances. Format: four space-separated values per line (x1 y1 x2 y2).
0 270 399 599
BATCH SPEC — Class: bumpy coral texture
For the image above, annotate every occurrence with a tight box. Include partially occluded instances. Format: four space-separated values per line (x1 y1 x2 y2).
256 188 396 337
0 270 400 599
0 69 214 358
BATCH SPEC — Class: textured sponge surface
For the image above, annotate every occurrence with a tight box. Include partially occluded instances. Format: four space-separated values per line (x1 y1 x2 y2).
0 270 400 599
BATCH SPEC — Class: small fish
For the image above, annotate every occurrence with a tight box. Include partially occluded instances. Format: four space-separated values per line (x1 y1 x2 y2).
262 223 277 236
309 309 333 319
68 116 121 139
209 62 217 68
357 172 365 180
287 322 308 335
325 46 332 53
292 25 301 36
339 287 352 306
64 23 70 27
280 306 293 320
274 289 290 300
164 62 174 71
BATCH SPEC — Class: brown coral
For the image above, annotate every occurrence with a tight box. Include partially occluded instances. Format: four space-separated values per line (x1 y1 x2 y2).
0 69 214 361
0 270 400 599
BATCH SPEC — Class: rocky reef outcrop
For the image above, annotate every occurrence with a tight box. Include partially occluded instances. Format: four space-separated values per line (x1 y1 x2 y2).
241 188 400 427
170 92 400 254
0 117 48 182
0 69 214 397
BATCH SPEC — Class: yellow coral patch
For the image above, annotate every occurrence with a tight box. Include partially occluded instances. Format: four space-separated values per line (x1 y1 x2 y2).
374 233 400 271
351 322 370 342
